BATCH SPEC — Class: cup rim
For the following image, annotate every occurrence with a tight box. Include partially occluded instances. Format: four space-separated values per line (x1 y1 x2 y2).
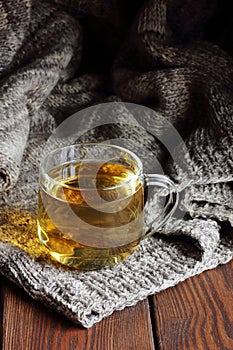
40 142 143 191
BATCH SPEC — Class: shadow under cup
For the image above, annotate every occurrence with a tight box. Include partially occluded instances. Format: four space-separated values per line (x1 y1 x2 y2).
37 143 178 270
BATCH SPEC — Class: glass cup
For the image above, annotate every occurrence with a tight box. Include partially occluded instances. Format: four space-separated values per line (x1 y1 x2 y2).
37 143 178 270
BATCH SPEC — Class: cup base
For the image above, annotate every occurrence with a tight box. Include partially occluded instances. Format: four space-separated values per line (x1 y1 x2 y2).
49 250 133 270
38 225 139 270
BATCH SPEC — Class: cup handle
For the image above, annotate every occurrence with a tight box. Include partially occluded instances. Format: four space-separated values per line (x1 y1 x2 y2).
142 174 179 240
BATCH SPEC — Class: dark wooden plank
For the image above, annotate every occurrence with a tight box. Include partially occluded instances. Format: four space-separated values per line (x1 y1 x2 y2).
0 277 155 350
0 277 5 350
151 259 233 350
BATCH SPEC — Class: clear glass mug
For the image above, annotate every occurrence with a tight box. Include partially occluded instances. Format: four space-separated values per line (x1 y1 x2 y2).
37 143 178 270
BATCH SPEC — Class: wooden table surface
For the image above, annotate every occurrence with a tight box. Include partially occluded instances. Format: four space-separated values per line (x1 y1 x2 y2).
0 259 232 350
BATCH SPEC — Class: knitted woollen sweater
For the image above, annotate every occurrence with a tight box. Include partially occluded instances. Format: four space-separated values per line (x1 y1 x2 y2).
0 0 232 327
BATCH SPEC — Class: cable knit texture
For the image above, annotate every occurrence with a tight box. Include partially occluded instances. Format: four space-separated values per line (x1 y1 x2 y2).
0 0 232 327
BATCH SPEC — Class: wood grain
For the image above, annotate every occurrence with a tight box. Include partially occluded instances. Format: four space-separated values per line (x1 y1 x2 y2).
151 259 233 350
0 278 155 350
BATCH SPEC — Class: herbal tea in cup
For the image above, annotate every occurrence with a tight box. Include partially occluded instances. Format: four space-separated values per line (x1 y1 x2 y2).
37 143 178 270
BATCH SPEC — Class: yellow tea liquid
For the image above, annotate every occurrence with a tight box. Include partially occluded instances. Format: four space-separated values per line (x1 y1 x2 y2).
37 161 144 270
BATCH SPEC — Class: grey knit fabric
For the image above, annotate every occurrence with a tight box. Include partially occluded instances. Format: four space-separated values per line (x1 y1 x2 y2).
0 0 233 328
